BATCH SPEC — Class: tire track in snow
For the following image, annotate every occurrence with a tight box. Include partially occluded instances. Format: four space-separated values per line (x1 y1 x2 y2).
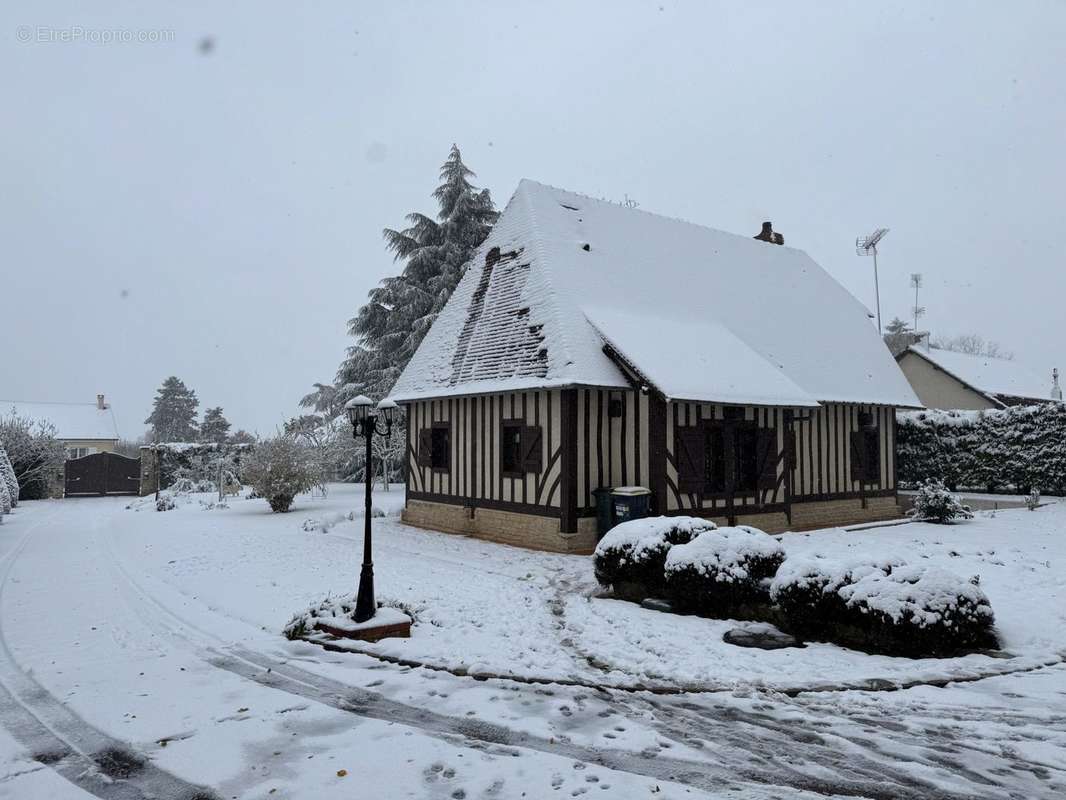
97 517 1006 800
0 505 217 800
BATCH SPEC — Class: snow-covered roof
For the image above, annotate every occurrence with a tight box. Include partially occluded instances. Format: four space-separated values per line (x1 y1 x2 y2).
390 179 922 408
903 346 1056 404
0 400 120 441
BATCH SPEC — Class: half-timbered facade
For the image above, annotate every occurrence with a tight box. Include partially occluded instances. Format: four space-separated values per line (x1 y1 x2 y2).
390 180 921 552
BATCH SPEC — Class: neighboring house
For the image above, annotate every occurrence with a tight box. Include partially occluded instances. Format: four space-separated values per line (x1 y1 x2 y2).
896 346 1063 410
387 180 922 553
1 395 120 458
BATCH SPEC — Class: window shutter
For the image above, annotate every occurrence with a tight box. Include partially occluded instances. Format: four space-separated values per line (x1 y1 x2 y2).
417 430 432 467
675 427 704 494
850 430 866 483
520 425 543 473
756 429 778 490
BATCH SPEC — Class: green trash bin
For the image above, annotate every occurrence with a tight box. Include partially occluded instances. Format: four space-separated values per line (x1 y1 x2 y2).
592 488 614 539
611 486 651 526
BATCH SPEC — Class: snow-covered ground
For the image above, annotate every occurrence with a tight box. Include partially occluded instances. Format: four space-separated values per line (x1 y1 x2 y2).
0 484 1063 798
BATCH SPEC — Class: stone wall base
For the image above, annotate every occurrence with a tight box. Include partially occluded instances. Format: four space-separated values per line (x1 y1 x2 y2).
401 496 902 554
402 500 598 554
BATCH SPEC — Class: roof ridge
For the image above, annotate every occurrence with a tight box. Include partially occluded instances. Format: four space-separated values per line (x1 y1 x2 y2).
517 178 806 255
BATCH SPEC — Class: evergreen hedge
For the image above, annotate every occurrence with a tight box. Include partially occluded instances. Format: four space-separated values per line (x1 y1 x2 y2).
897 404 1066 494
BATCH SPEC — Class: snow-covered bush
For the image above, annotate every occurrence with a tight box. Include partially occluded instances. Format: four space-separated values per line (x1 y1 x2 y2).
593 516 717 601
239 436 317 513
155 495 175 511
663 526 785 619
770 555 997 656
909 478 974 523
0 445 19 508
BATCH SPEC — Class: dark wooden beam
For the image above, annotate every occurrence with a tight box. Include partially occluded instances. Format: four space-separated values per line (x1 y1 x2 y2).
559 388 579 533
647 392 668 515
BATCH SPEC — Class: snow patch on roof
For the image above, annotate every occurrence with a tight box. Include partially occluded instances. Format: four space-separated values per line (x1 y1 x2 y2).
391 179 922 407
1 400 120 441
908 347 1056 403
584 305 819 407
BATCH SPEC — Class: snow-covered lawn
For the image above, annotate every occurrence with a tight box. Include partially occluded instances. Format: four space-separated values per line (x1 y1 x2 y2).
115 485 1064 692
0 484 1064 799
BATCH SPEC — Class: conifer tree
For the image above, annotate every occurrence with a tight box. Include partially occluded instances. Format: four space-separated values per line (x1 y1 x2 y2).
328 145 498 408
145 377 199 442
199 407 232 443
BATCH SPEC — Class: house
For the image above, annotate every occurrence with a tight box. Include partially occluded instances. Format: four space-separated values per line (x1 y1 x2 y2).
1 395 120 459
387 180 922 553
896 346 1062 410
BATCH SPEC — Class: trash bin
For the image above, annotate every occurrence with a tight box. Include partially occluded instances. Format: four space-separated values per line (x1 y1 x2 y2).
611 486 651 526
592 488 614 539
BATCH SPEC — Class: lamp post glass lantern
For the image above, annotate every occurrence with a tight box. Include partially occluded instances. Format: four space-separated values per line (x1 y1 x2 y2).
344 396 396 622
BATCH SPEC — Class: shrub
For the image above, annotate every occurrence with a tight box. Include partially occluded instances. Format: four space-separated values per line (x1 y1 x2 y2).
0 445 19 508
593 516 716 600
0 413 65 500
239 436 317 513
663 526 785 619
910 478 974 523
770 555 997 656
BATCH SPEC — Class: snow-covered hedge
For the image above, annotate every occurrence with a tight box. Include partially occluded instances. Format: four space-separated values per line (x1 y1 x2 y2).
0 473 10 517
0 445 18 508
770 556 997 656
898 404 1066 494
663 526 785 619
909 478 974 523
593 516 717 600
142 442 255 493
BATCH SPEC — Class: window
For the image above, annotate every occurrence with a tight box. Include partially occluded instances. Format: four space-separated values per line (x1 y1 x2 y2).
704 426 726 493
677 419 778 497
501 421 523 476
430 425 450 471
67 447 91 460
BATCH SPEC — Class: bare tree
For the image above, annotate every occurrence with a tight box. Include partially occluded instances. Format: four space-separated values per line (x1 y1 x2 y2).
931 333 1013 360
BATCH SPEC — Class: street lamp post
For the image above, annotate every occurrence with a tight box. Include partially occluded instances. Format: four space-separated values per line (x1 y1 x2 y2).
344 395 397 623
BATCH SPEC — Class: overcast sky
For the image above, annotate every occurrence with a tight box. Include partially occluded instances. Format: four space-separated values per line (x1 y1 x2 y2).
3 1 1064 438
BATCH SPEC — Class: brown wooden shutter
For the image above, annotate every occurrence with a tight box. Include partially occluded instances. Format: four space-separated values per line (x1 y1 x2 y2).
756 429 778 490
417 430 432 467
850 430 866 483
675 427 704 493
520 425 543 473
863 429 881 484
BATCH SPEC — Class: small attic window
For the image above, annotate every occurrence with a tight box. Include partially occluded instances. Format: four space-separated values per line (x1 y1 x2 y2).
560 203 579 211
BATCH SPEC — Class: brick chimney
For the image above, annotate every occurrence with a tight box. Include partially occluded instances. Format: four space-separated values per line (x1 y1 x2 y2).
754 221 784 246
96 393 106 410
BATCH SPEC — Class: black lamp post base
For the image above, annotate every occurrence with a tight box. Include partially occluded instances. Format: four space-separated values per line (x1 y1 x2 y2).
353 563 376 623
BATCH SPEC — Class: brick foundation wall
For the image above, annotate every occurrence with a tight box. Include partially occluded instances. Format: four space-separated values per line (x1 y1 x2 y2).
402 500 597 554
788 496 901 531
